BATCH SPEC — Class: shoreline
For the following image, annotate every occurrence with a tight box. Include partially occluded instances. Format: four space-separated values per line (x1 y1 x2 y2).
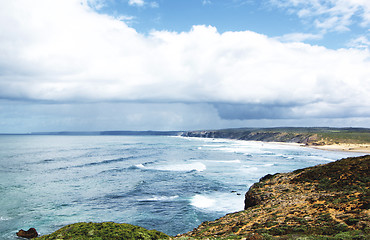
255 141 370 154
306 143 370 153
181 136 370 154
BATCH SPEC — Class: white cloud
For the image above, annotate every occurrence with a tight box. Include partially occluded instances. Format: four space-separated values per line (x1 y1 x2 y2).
0 0 369 123
348 35 370 49
277 32 323 42
87 0 106 10
116 15 136 25
127 0 158 8
202 0 212 5
150 1 159 8
128 0 145 7
269 0 370 32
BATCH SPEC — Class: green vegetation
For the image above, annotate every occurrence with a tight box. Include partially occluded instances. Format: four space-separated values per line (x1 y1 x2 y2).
292 155 369 194
36 222 169 240
261 230 369 240
173 230 370 239
182 127 370 144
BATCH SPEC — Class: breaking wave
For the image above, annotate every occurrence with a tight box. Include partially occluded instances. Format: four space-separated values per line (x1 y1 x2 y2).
136 162 207 172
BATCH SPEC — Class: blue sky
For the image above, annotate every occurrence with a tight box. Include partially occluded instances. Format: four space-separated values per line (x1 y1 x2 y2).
0 0 370 133
93 0 370 49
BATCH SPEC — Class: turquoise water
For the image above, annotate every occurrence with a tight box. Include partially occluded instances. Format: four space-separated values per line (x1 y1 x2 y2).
0 135 362 239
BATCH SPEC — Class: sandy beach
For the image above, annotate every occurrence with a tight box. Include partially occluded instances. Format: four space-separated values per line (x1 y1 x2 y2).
308 143 370 153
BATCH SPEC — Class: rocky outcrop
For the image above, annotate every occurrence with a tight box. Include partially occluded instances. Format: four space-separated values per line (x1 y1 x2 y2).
179 155 370 239
244 174 276 209
16 228 38 238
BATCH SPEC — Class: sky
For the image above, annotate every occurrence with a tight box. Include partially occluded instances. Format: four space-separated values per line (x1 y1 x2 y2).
0 0 370 133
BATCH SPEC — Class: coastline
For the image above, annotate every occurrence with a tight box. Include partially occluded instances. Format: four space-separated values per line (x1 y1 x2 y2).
307 143 370 153
181 127 370 154
181 135 370 154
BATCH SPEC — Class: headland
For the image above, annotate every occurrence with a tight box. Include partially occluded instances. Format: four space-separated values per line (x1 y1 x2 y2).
181 127 370 153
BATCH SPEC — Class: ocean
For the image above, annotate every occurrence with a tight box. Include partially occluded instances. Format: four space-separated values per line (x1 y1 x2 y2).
0 135 362 239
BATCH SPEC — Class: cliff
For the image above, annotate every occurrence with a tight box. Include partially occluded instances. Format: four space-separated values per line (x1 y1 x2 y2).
178 155 370 239
181 127 370 146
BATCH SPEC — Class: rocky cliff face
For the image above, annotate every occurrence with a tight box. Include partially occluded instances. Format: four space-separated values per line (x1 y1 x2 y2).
182 127 370 146
179 155 370 239
182 130 321 145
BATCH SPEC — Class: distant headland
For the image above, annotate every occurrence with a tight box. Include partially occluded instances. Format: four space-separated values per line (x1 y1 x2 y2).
182 127 370 153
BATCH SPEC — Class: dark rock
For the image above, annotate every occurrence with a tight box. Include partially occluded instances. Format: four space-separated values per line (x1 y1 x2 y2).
16 228 38 239
259 173 275 182
244 186 262 210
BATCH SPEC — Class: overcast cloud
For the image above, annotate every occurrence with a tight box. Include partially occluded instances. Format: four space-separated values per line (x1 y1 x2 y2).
0 0 369 132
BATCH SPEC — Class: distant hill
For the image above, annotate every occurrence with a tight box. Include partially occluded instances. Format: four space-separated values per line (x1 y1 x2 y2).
29 130 183 136
182 127 370 146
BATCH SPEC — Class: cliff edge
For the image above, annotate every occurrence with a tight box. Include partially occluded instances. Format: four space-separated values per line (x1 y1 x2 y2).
179 155 370 239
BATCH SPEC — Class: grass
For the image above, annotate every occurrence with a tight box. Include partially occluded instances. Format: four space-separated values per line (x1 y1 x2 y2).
184 127 370 144
36 222 169 240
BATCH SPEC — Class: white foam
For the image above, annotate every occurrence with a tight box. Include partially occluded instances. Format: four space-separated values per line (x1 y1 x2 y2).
241 166 259 173
138 162 207 172
139 195 179 201
189 159 241 164
156 162 206 172
190 193 244 212
135 163 145 168
210 159 241 163
0 216 9 221
202 144 227 147
305 155 336 162
216 146 270 155
190 195 215 209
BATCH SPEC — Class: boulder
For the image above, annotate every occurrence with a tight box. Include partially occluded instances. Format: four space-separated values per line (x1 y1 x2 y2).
16 228 38 239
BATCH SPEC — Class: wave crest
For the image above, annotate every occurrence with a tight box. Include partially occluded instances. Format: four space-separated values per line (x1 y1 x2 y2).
136 162 206 172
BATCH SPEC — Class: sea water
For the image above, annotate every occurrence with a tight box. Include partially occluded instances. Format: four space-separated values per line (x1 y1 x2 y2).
0 135 363 239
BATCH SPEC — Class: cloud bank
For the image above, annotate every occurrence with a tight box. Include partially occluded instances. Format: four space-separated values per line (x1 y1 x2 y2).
0 0 369 127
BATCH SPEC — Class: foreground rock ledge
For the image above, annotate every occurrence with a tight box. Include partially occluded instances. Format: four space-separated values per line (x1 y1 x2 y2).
179 155 370 239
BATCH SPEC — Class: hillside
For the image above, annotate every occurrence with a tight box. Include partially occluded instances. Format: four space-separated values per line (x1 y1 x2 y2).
178 155 370 239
